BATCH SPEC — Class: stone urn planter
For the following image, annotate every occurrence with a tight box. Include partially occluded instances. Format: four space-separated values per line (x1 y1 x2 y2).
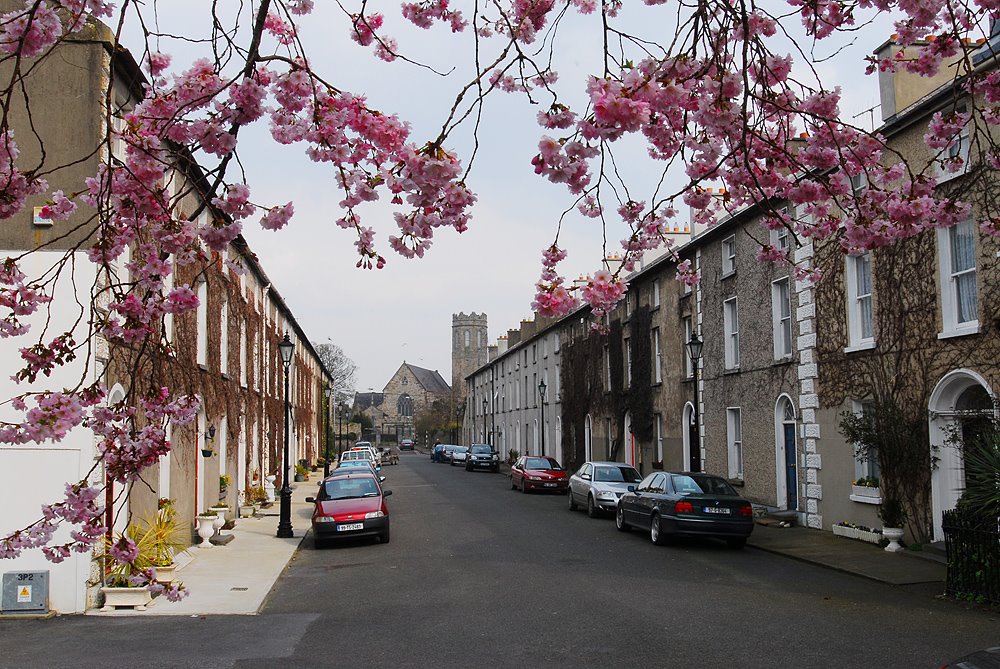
100 586 152 611
196 515 217 548
882 527 905 552
153 563 177 584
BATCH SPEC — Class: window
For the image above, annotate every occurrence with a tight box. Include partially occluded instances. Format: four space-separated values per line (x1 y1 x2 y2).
542 337 547 358
652 328 662 384
625 291 632 318
723 297 740 370
624 338 632 387
851 400 880 486
196 280 207 367
554 364 560 400
464 331 470 348
771 225 789 252
727 408 743 480
397 394 413 417
606 418 613 458
162 255 174 348
239 324 247 387
846 253 874 348
652 280 661 308
938 219 978 335
683 317 693 378
722 235 736 276
655 414 663 462
771 278 792 359
938 112 970 181
220 300 229 375
850 171 868 194
604 346 611 391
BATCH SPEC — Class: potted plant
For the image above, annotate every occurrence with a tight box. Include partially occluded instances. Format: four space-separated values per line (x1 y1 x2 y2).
878 498 907 552
130 501 186 584
219 473 232 500
294 463 308 482
852 476 881 500
99 533 155 611
196 511 218 548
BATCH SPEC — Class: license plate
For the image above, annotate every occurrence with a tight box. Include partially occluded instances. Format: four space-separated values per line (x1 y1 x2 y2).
703 507 730 514
337 522 364 531
544 483 557 487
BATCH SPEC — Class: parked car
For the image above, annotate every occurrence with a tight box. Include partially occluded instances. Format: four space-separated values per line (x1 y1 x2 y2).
510 456 569 493
430 444 448 462
940 647 1000 668
616 472 754 548
399 439 415 451
306 471 392 546
568 461 643 517
448 446 469 466
340 449 380 472
466 444 500 472
351 443 382 465
438 444 459 463
335 460 385 482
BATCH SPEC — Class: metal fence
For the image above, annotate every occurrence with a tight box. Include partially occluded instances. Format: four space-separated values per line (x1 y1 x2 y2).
943 508 1000 606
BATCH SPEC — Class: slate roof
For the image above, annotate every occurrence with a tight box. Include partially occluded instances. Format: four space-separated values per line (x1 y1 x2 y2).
354 392 384 410
403 363 451 394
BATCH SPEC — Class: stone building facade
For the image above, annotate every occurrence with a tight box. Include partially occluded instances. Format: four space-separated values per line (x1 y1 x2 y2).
452 312 489 404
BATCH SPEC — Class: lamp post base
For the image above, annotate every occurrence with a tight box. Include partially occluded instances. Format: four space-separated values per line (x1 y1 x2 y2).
276 485 294 538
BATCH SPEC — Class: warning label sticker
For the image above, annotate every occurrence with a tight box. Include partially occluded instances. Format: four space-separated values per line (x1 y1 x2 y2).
17 586 31 603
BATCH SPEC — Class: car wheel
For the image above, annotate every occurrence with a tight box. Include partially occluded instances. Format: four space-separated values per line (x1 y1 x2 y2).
491 465 499 473
380 527 390 544
615 505 630 532
568 490 578 511
650 513 668 546
510 476 517 490
726 537 747 549
521 479 529 494
586 495 598 518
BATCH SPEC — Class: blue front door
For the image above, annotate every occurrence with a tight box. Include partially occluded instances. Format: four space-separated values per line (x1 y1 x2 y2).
784 423 797 510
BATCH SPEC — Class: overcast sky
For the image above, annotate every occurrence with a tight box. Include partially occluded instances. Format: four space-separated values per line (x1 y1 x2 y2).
126 2 888 392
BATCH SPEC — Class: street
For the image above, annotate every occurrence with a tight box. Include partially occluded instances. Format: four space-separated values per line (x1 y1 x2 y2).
2 452 999 668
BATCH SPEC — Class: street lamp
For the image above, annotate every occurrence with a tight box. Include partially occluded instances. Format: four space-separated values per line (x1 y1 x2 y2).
337 402 348 459
276 333 295 539
538 378 547 457
323 385 332 478
482 397 488 444
686 333 704 473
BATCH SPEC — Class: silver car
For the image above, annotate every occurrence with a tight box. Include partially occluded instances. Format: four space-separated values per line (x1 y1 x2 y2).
568 461 643 517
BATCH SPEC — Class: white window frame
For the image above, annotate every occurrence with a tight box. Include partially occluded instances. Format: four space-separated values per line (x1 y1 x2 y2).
196 280 208 368
683 317 693 378
727 408 743 480
604 345 611 392
652 328 662 384
850 400 881 503
722 235 736 277
655 414 663 463
652 280 661 308
723 297 740 370
846 253 875 350
624 338 632 387
937 114 970 182
937 219 979 337
220 299 229 376
239 324 247 387
771 277 792 360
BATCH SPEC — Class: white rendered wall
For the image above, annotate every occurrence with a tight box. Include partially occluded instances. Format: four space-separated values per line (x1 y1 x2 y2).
0 252 100 614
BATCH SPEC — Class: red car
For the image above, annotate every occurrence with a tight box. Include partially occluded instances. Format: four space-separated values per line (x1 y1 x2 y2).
306 471 392 546
510 456 569 494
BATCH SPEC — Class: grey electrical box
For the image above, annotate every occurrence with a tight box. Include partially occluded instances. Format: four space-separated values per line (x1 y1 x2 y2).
2 571 49 613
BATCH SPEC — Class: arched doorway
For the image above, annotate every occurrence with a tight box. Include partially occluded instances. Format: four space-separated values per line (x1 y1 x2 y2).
928 370 996 541
682 402 695 472
774 396 798 511
623 412 636 467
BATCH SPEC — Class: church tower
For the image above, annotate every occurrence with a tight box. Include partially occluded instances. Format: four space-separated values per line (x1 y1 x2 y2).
452 312 488 402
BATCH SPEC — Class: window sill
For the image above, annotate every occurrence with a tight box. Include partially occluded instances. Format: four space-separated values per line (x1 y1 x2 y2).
723 367 740 375
843 341 876 354
721 271 736 280
849 494 882 505
771 356 795 367
938 323 980 340
728 478 745 487
198 363 208 371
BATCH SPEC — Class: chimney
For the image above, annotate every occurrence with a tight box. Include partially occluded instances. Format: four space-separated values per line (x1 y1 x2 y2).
507 328 521 347
602 253 624 275
874 35 973 122
497 335 509 354
688 188 726 238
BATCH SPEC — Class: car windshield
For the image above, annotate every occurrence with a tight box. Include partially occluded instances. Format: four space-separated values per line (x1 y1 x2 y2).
594 466 642 483
525 457 560 470
343 452 371 462
471 445 492 454
453 447 468 453
671 475 737 496
322 477 380 499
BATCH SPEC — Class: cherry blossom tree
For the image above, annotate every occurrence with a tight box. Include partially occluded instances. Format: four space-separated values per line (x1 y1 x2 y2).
0 0 998 592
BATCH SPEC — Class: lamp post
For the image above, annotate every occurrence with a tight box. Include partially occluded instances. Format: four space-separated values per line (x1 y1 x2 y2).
337 402 347 460
538 379 547 457
482 397 488 445
323 385 332 478
686 333 704 473
276 333 295 539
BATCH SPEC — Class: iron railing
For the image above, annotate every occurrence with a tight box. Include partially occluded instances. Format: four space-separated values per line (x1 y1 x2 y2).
943 508 1000 606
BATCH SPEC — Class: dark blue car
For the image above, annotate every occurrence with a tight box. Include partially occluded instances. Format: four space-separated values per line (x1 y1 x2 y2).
430 444 448 462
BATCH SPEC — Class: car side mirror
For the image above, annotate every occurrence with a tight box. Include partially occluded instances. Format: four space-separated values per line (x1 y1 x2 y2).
380 476 386 482
582 474 591 481
627 485 636 493
305 497 315 503
384 490 393 496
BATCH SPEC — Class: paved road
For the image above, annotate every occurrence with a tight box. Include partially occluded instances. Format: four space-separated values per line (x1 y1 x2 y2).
2 452 998 668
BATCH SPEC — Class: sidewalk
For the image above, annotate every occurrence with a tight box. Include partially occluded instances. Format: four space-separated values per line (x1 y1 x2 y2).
87 483 316 617
748 520 946 586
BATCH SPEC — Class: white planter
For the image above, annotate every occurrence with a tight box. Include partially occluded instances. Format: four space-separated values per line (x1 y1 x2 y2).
100 586 152 611
883 526 905 552
832 525 850 538
196 516 216 548
211 509 227 533
857 529 882 544
153 563 177 584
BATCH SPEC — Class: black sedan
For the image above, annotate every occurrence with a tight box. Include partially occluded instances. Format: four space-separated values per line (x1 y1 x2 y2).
616 472 754 548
